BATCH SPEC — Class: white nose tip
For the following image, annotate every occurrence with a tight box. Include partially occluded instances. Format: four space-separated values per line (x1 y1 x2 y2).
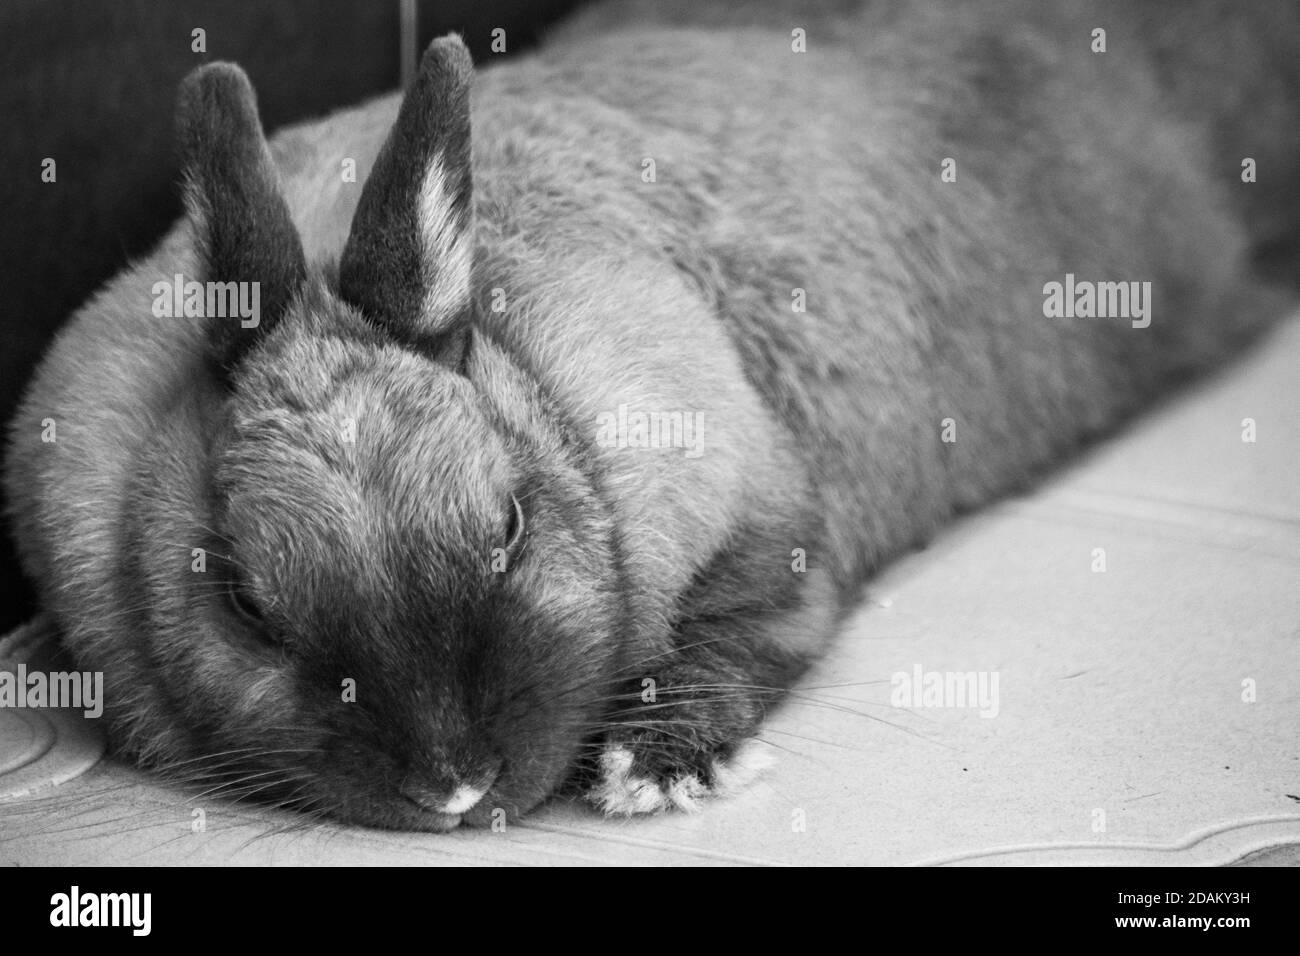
402 782 489 815
441 784 487 815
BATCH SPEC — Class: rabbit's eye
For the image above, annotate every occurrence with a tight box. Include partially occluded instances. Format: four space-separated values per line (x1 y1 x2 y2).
504 493 526 556
226 577 265 624
222 570 285 650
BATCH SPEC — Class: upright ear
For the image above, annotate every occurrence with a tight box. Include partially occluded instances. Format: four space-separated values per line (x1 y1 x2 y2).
338 35 475 360
176 62 306 378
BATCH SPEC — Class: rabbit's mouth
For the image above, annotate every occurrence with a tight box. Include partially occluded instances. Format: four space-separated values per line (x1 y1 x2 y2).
297 751 571 832
387 803 466 833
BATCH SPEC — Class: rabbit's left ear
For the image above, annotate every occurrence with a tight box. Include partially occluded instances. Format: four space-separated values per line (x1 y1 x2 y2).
340 35 475 361
177 62 307 378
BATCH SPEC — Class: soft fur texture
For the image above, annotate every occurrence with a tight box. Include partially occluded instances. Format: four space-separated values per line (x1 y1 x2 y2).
5 0 1298 829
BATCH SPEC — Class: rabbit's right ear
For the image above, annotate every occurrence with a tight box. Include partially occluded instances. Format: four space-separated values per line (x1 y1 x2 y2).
338 36 475 363
176 62 307 379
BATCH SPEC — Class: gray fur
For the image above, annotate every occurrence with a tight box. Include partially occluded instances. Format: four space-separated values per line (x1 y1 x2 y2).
5 0 1297 827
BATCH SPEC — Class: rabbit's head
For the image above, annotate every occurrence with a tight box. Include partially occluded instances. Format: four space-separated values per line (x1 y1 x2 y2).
130 38 627 829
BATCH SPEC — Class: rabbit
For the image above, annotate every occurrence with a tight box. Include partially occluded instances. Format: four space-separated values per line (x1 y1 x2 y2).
5 0 1299 831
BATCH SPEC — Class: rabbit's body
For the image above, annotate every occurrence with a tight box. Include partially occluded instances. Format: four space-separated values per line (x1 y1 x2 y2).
6 0 1297 824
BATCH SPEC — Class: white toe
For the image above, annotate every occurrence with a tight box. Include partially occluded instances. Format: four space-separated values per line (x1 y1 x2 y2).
587 740 775 816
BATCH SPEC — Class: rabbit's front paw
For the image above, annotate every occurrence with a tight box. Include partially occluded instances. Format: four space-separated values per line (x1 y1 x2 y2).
586 737 772 816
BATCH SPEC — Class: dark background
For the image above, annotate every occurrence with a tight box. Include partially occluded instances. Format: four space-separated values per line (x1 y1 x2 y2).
0 0 587 631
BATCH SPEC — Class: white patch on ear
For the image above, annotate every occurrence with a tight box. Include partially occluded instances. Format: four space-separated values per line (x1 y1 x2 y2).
587 740 775 816
417 155 472 326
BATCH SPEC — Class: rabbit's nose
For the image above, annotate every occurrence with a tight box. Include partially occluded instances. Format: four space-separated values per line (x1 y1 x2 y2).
401 763 500 815
402 782 486 815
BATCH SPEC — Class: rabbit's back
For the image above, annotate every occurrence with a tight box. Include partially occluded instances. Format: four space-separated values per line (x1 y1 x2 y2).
469 4 1291 586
